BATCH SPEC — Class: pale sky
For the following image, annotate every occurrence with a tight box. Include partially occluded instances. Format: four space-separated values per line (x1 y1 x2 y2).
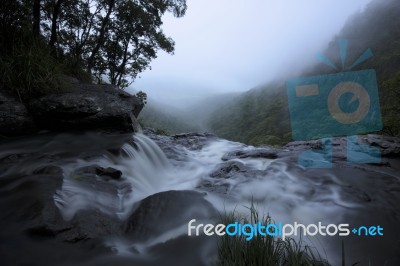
129 0 371 108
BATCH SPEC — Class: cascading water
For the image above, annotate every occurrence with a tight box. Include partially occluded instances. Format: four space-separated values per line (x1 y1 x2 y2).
49 132 368 249
54 133 201 220
1 132 399 265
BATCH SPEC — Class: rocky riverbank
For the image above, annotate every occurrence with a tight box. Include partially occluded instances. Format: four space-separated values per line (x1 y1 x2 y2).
0 128 399 265
0 81 143 136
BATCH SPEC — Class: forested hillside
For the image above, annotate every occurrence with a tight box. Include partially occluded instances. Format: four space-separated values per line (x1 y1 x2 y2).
207 83 291 145
138 100 200 134
206 0 400 145
139 92 239 134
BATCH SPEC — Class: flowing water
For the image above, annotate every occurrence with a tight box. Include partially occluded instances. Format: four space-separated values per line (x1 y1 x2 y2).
0 132 399 265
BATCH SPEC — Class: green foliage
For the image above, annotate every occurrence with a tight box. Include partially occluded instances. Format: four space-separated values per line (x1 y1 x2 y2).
49 0 187 88
0 1 30 53
155 128 170 136
207 85 292 146
250 135 282 147
308 0 400 136
0 0 187 96
135 91 148 105
62 59 93 84
217 202 329 266
381 73 400 136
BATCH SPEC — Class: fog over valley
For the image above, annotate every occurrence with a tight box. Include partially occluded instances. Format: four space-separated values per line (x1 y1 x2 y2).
130 0 371 109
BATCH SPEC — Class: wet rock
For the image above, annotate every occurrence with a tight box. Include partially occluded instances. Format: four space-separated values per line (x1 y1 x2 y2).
144 128 217 151
124 190 218 242
283 135 400 162
143 128 218 162
70 165 132 205
222 147 279 161
74 165 123 180
54 209 123 242
364 134 400 157
200 161 265 194
148 234 217 266
0 172 64 234
286 135 400 157
28 83 143 133
99 167 123 179
0 91 36 136
209 161 247 179
284 139 327 153
33 165 63 175
172 132 217 150
0 169 125 260
173 132 215 138
197 180 232 194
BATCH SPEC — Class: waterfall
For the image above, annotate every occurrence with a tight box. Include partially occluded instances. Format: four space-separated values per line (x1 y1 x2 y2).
54 133 201 220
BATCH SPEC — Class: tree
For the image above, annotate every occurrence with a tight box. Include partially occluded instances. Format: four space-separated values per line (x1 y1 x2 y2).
135 91 147 105
1 0 187 89
33 0 41 37
48 0 65 49
50 0 187 88
99 0 176 87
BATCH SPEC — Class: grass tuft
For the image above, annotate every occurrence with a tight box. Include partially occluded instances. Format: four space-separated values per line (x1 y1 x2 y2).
217 201 330 266
0 34 68 100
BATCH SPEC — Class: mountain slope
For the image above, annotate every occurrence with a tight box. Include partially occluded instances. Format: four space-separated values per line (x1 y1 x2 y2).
207 83 291 146
206 0 400 145
138 99 200 134
138 92 240 134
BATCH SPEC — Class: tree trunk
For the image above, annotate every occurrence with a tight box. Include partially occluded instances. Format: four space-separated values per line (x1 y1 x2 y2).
87 0 116 75
116 38 131 87
49 0 64 50
33 0 41 37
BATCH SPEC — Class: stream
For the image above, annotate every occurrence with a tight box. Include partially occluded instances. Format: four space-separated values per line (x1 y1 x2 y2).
0 130 399 265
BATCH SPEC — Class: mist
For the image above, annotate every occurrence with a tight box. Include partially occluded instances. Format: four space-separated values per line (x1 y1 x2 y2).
129 0 371 109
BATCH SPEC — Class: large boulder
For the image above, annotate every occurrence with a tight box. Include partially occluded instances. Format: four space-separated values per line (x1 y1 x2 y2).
124 190 218 242
0 165 122 266
0 91 36 136
28 83 143 133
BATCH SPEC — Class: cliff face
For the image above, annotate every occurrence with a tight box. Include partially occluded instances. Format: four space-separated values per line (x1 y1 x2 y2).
0 81 143 136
